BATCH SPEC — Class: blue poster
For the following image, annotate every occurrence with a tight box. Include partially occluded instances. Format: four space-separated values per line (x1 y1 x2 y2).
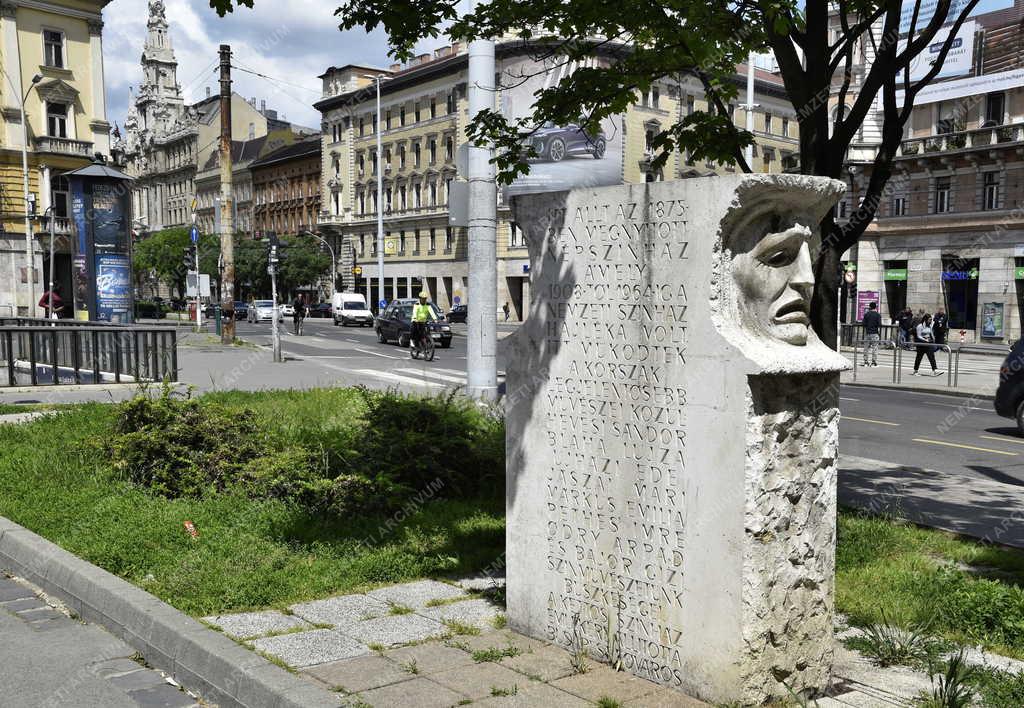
900 0 1012 35
95 254 132 323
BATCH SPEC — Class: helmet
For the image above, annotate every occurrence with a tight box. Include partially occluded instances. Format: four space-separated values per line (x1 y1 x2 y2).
418 291 429 299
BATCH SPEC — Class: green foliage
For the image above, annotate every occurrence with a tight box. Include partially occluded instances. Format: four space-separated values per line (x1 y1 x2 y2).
132 227 193 299
848 615 944 668
917 650 976 708
471 645 521 662
965 664 1024 707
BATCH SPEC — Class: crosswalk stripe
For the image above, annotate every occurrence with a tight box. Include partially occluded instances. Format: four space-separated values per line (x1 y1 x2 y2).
394 367 467 384
353 369 445 388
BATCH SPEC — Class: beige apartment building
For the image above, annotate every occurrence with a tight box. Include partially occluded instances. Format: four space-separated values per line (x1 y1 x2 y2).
315 42 799 319
0 0 112 316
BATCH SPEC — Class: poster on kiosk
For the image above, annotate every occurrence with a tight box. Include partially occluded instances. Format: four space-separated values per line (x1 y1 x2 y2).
66 157 135 323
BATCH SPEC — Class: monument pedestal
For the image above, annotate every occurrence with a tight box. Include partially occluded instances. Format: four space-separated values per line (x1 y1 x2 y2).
506 175 848 704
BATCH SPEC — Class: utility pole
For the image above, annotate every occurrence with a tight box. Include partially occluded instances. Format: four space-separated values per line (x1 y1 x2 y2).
219 44 236 342
268 233 281 363
743 52 756 168
466 35 498 401
375 75 385 314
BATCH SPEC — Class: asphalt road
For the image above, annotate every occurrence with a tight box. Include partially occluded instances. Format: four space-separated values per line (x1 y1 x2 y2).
839 384 1024 484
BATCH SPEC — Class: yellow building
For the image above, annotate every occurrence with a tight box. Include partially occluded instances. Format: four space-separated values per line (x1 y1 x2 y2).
316 43 798 320
0 0 111 316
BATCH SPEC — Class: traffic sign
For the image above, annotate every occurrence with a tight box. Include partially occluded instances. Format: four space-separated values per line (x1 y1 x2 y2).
379 299 387 308
352 266 363 276
189 225 199 243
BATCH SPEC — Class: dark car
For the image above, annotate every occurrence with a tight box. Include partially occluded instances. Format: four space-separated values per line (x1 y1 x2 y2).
447 304 467 323
995 339 1024 432
309 303 333 318
203 301 248 320
375 299 452 348
525 122 607 163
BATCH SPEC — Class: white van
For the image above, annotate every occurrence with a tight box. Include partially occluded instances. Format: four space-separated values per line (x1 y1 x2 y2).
332 292 374 327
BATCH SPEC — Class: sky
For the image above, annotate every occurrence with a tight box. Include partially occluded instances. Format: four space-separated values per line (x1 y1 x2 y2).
102 0 433 133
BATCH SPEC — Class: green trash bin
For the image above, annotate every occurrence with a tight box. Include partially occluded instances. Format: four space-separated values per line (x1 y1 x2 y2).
215 305 223 336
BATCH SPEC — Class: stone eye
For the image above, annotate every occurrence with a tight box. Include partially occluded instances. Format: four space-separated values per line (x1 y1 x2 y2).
761 248 795 267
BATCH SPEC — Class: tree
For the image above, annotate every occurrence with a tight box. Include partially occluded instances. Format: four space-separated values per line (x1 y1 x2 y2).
133 227 192 299
277 234 333 299
208 0 979 344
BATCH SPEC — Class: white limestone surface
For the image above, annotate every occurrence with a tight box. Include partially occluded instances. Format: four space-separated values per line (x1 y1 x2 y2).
505 175 848 704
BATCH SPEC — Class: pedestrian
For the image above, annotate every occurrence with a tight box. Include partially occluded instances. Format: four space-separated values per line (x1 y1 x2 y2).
912 313 943 376
502 302 510 322
933 308 949 345
37 284 63 319
896 308 914 349
862 302 881 366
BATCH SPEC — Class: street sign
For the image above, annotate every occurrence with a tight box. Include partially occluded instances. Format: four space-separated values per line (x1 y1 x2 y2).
199 274 211 298
352 266 363 276
190 225 199 243
379 299 387 308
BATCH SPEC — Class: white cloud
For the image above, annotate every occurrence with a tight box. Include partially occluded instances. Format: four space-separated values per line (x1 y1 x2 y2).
102 0 425 133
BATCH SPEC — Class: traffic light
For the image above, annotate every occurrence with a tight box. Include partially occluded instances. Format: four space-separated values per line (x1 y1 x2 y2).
183 244 196 270
267 232 280 263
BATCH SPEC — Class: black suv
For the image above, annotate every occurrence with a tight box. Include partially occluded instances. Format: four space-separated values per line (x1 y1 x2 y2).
995 339 1024 432
526 123 607 162
375 299 452 348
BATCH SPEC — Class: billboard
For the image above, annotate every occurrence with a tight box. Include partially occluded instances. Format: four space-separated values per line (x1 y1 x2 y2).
896 66 1024 106
95 254 132 323
499 56 624 198
900 0 1011 35
900 21 975 82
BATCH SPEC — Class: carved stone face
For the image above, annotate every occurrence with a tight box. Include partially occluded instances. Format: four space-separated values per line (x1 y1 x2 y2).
730 217 815 346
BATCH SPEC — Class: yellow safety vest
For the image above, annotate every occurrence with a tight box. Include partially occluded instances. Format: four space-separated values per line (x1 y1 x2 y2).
412 303 435 323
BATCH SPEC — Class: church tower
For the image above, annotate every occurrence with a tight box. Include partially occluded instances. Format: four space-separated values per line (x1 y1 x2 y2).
135 0 184 134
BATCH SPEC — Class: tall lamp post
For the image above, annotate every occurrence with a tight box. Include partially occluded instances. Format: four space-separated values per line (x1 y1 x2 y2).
375 74 387 313
301 230 336 302
0 70 42 315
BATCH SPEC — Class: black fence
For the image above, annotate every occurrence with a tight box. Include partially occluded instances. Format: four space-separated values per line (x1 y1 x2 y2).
0 319 178 387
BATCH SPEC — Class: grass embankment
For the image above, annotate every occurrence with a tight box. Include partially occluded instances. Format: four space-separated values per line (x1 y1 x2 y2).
0 389 503 616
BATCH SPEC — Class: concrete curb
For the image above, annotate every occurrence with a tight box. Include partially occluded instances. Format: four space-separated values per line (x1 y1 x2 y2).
842 380 996 402
0 515 338 708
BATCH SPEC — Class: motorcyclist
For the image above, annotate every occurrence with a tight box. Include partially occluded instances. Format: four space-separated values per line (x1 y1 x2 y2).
410 290 438 348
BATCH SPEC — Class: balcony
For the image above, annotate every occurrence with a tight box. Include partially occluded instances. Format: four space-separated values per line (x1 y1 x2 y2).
34 136 93 158
897 123 1024 158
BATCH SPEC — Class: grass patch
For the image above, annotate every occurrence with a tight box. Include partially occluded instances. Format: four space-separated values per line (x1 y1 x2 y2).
388 604 413 615
490 685 517 697
0 390 504 617
844 617 948 669
491 613 507 630
471 645 521 663
442 618 481 636
596 698 621 708
399 659 419 675
836 511 1024 658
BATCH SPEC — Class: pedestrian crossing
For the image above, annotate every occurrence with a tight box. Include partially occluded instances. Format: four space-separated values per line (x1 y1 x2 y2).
353 366 507 391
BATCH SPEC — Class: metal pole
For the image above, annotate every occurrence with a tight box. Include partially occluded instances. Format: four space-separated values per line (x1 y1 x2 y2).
743 52 755 167
270 263 281 363
375 76 385 314
466 37 498 400
47 206 54 319
195 247 202 332
22 96 34 317
219 44 236 342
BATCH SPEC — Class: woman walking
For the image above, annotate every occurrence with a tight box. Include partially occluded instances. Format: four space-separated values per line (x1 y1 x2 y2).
912 313 943 376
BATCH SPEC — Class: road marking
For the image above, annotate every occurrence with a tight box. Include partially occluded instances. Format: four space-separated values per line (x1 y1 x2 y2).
839 397 860 402
843 416 900 426
354 347 403 360
912 438 1018 456
922 401 989 411
352 368 444 388
345 338 360 343
395 367 467 384
979 434 1024 445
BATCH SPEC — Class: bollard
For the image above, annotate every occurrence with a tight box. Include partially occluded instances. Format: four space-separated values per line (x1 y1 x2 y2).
215 306 223 337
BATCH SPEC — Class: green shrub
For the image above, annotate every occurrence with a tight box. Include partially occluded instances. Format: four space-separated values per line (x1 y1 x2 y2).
926 567 1024 651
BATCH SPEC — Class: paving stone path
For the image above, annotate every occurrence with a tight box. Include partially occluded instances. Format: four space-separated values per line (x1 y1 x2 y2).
0 574 201 708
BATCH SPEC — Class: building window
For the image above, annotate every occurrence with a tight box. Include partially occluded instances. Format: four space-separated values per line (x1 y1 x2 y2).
413 142 421 167
445 136 454 160
985 92 1005 126
44 30 64 68
935 176 952 213
686 96 694 116
444 226 452 251
429 228 437 252
430 98 437 119
399 185 407 209
415 103 421 122
651 87 660 109
891 195 907 216
936 101 958 134
399 231 406 253
385 110 391 130
429 182 437 206
781 118 789 137
399 145 406 169
983 172 1000 210
764 113 773 134
358 117 364 135
46 103 68 137
429 138 437 164
400 107 406 126
510 222 520 247
359 234 365 255
446 91 455 114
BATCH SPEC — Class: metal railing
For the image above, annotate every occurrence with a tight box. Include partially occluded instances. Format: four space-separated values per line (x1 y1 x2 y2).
850 335 955 387
0 321 178 387
840 323 900 348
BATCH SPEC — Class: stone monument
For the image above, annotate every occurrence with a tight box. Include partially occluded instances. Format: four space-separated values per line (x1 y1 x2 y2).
505 175 849 704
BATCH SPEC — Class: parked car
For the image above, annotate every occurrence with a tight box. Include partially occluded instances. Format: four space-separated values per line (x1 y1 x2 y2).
525 122 607 162
282 303 295 317
309 302 333 318
375 299 452 348
333 292 374 327
994 339 1024 432
247 300 283 323
447 304 467 323
202 301 248 320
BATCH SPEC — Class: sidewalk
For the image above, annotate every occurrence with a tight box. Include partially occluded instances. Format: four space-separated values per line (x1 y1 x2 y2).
840 347 999 399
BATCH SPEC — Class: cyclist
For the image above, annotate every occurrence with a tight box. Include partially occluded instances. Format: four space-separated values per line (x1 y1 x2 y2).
410 290 438 350
292 294 307 335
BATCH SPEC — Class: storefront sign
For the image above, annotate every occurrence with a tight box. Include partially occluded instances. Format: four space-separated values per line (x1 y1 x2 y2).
884 268 908 281
1014 266 1024 280
941 269 978 280
982 301 1005 338
94 254 132 323
857 290 880 321
897 66 1024 106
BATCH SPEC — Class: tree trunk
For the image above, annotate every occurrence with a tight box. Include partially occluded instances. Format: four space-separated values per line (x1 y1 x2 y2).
811 225 842 350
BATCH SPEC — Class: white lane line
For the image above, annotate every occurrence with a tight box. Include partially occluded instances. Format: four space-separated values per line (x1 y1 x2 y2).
921 401 990 411
394 367 467 384
352 368 444 388
354 347 403 360
839 397 860 402
345 338 360 343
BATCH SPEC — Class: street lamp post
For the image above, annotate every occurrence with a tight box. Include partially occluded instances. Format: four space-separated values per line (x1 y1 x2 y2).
302 230 336 302
42 205 55 318
0 70 42 315
375 75 385 313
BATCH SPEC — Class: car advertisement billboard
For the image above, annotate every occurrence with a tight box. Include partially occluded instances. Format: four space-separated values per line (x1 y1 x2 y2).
900 20 976 82
499 55 624 198
900 0 1011 35
95 253 132 323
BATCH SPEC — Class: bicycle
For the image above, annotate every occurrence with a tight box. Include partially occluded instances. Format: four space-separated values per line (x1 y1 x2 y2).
293 312 305 336
410 322 436 361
